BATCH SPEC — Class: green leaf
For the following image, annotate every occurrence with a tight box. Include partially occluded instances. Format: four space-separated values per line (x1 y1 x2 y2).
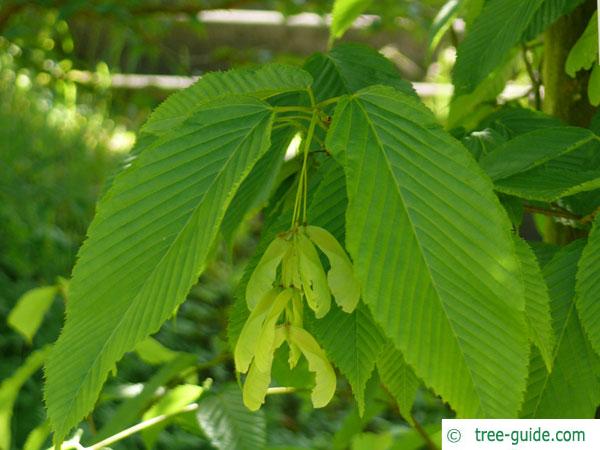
308 304 386 415
461 128 507 161
0 346 50 450
479 106 562 138
479 127 600 201
45 96 275 444
92 354 197 443
514 237 555 370
351 432 393 450
565 12 598 77
329 0 373 43
448 56 515 129
327 85 528 417
480 127 596 180
523 0 586 41
141 384 204 449
23 421 52 450
588 64 600 106
428 0 460 54
135 337 179 365
453 0 544 95
306 225 360 313
196 385 266 450
8 285 57 343
221 127 295 242
521 241 600 418
305 44 415 104
377 343 420 424
288 326 337 408
142 65 311 135
576 216 600 356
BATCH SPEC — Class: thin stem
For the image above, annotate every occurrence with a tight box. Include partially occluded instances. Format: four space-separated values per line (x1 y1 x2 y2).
522 44 542 110
274 105 314 114
412 416 440 450
302 113 318 224
86 403 199 450
316 96 342 109
290 111 318 227
266 386 297 395
275 114 313 123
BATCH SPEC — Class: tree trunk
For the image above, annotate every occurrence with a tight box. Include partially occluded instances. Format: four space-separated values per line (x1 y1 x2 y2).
542 0 596 244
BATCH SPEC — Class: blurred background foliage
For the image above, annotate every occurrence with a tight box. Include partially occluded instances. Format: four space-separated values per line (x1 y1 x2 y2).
0 0 523 448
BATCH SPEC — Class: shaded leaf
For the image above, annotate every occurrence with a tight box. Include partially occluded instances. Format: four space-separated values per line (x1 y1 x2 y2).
565 12 598 77
309 304 386 415
521 241 600 418
377 343 420 424
576 216 600 356
453 0 544 95
196 385 266 450
514 237 555 370
304 44 415 104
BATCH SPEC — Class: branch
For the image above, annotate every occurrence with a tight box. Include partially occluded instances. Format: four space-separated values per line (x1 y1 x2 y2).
523 204 581 222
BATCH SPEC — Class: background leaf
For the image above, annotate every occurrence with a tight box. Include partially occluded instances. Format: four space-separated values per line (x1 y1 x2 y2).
453 0 544 95
0 346 50 450
479 127 600 201
308 304 386 415
377 343 420 424
304 44 415 104
521 241 600 418
565 12 598 77
329 0 373 43
196 385 266 450
576 216 600 356
514 237 555 370
327 85 528 418
7 285 57 343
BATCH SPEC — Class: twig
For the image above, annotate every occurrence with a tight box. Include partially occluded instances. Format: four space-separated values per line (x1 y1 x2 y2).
86 403 199 450
523 204 581 222
521 44 542 110
411 415 439 450
580 205 600 225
